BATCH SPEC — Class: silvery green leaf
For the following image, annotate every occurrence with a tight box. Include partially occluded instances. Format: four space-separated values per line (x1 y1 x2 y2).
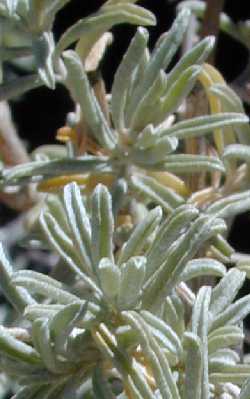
141 310 183 358
49 303 84 338
2 156 109 186
40 211 101 295
63 183 92 275
179 258 226 282
111 178 128 219
146 204 198 279
92 366 115 399
155 65 201 122
131 136 178 165
118 256 146 309
25 304 64 321
209 348 240 367
63 51 116 149
192 286 211 399
223 144 250 169
130 174 184 213
0 243 35 312
56 3 156 57
0 326 41 365
160 154 225 174
183 332 202 399
209 371 249 386
129 70 168 130
209 269 245 317
164 113 248 140
210 294 250 331
163 294 185 338
208 326 243 354
12 272 81 305
240 376 250 399
206 191 250 219
122 311 180 399
135 124 161 150
209 84 250 145
111 27 149 131
32 32 55 89
46 195 70 236
32 318 59 373
98 258 121 300
167 36 214 90
126 8 190 119
237 262 250 279
50 302 88 357
143 215 225 308
118 205 162 265
91 184 114 268
0 74 41 101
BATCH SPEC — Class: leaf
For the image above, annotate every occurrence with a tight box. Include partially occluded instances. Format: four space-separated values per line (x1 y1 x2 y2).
131 136 178 165
129 70 168 131
63 51 116 149
209 84 250 145
183 332 202 399
118 205 162 265
31 318 59 373
206 191 250 219
209 269 246 317
126 8 191 120
191 286 211 399
0 326 41 365
208 326 243 354
179 258 226 282
240 377 250 399
167 36 215 90
118 256 146 309
141 310 183 358
146 204 198 279
223 144 250 167
123 311 181 399
63 182 92 275
164 112 248 140
56 3 156 57
40 211 101 295
130 174 184 213
210 294 250 331
111 27 149 131
160 154 225 174
2 156 110 186
142 215 225 308
32 32 55 89
156 65 201 122
12 273 81 305
91 184 114 269
0 244 35 313
98 258 121 300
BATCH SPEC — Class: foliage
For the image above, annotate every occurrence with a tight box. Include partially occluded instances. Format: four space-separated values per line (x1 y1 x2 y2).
0 0 250 398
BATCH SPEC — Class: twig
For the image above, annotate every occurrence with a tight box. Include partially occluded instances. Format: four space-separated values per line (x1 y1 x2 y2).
0 101 29 166
201 0 226 64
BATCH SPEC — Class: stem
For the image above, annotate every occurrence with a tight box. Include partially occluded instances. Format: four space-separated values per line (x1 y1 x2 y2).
201 0 226 64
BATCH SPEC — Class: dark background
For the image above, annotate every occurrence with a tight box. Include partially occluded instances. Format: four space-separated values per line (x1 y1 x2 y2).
3 0 250 252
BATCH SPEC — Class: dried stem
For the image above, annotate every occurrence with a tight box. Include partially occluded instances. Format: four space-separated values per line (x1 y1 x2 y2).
201 0 226 64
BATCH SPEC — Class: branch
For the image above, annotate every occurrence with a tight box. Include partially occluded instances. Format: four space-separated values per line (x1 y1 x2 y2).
201 0 226 64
